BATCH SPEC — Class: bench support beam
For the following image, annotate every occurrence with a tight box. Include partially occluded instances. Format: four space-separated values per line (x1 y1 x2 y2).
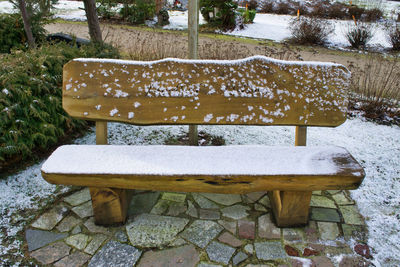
90 187 132 225
269 190 312 227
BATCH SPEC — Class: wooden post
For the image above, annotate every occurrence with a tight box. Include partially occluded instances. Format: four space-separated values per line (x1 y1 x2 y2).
90 187 132 225
96 121 108 145
188 0 199 145
268 191 312 227
295 126 307 146
269 125 311 227
92 121 131 225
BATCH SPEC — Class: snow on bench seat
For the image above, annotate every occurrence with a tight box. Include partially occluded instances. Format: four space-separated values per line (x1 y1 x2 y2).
41 145 364 193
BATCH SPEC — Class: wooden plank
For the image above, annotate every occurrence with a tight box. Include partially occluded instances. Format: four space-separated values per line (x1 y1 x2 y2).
42 171 364 194
269 191 312 227
89 187 132 225
62 57 350 126
96 121 108 145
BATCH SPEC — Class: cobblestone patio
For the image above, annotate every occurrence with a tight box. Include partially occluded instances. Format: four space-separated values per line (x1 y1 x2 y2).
25 189 373 266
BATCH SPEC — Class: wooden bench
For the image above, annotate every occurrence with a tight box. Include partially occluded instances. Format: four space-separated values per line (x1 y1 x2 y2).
41 56 365 227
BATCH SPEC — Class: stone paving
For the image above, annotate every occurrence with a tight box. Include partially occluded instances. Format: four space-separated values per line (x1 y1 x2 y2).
25 189 373 266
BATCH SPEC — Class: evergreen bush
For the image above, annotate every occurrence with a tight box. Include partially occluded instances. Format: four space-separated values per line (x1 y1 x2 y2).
0 42 119 167
0 13 46 53
119 0 155 25
200 0 238 31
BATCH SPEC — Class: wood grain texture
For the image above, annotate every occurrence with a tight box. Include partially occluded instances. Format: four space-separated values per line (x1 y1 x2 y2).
96 121 108 145
89 187 131 225
42 171 364 194
269 191 312 227
62 56 350 126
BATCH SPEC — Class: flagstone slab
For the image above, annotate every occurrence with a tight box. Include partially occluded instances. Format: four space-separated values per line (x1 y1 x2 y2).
310 208 341 223
71 225 82 234
114 230 128 243
150 200 170 215
126 214 189 247
218 220 237 235
218 232 243 247
88 241 141 267
239 219 255 239
246 192 266 203
342 224 366 241
72 201 93 218
169 237 187 247
186 200 198 218
30 242 71 265
258 195 271 208
255 203 267 212
206 241 236 265
56 216 81 232
167 201 187 216
233 251 249 265
161 192 186 202
84 217 110 235
197 262 223 267
137 244 199 267
66 234 89 250
64 189 91 206
84 234 108 255
318 222 340 241
282 229 303 242
221 205 250 220
244 244 254 254
258 214 281 239
54 251 90 267
340 205 364 225
129 192 160 216
26 229 68 252
199 209 220 220
200 193 242 206
181 220 223 248
255 241 287 260
192 193 219 209
332 192 354 205
31 205 69 230
310 195 336 209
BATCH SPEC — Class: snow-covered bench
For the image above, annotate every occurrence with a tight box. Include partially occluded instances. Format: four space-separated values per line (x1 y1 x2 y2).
41 56 365 227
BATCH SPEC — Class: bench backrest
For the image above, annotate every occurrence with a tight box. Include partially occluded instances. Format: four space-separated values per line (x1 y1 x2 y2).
62 56 350 127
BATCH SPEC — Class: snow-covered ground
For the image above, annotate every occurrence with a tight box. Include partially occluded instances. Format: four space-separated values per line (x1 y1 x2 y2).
1 118 399 266
0 0 398 49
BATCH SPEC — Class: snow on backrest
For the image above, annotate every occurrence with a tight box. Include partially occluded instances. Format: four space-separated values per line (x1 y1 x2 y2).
62 56 350 126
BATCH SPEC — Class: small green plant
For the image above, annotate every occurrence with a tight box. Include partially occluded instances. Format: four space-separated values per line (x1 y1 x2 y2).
238 7 256 24
288 17 334 46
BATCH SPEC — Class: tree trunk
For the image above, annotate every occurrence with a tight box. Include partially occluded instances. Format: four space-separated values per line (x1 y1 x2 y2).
155 0 163 14
83 0 102 43
18 0 35 48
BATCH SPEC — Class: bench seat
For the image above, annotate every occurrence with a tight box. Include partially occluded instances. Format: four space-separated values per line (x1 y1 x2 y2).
42 145 364 194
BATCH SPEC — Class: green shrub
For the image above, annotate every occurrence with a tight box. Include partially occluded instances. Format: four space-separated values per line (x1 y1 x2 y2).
238 8 256 24
0 13 46 53
0 42 119 166
97 0 118 19
119 0 155 25
200 0 238 31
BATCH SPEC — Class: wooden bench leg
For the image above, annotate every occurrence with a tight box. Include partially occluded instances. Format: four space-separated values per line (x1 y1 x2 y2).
89 187 132 226
268 190 312 227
